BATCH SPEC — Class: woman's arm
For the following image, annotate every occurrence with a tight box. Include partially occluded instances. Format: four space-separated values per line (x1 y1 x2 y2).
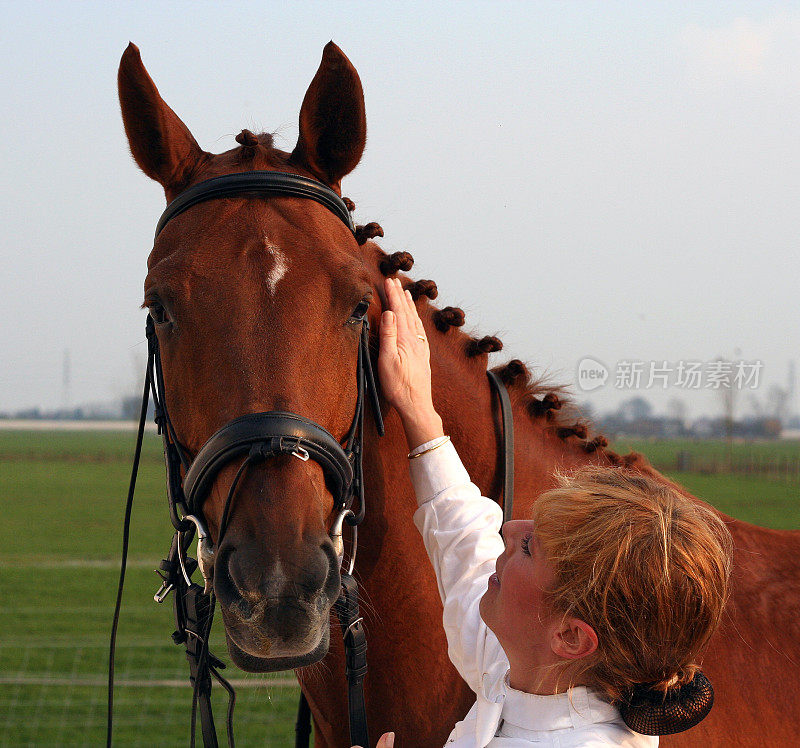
378 277 508 693
409 439 507 692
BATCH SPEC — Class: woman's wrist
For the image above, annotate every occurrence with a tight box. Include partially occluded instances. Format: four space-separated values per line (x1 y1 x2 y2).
400 409 444 452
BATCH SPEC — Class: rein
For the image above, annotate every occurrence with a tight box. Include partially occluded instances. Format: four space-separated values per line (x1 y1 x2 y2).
488 370 514 525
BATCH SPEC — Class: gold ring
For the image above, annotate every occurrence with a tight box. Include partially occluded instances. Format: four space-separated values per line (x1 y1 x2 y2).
417 335 426 341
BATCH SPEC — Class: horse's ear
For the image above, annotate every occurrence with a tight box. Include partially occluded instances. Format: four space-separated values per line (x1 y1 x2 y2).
118 43 207 196
290 42 366 191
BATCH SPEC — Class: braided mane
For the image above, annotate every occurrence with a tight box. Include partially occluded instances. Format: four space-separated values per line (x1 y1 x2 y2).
343 201 630 467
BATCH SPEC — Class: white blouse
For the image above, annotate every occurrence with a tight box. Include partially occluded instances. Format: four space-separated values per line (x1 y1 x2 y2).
408 438 657 747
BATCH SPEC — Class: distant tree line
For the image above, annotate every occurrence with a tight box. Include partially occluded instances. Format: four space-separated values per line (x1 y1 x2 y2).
587 396 796 440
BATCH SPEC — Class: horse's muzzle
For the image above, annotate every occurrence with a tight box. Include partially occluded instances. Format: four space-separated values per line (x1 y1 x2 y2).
213 535 341 660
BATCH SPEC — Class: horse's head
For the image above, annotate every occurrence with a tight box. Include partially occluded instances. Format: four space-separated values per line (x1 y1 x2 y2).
119 42 379 670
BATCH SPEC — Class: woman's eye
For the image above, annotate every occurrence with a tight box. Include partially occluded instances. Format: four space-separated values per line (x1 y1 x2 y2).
520 534 532 557
348 298 371 323
148 301 169 326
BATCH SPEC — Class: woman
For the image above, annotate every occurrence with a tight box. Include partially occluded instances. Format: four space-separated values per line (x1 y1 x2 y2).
365 278 732 747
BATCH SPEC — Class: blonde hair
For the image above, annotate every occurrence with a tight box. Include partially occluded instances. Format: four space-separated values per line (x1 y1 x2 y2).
530 465 733 701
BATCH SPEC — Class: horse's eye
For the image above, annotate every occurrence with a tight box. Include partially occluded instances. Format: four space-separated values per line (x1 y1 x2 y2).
349 298 371 323
148 301 170 326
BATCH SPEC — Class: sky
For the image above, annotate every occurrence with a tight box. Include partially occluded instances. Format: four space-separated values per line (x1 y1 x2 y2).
1 1 799 421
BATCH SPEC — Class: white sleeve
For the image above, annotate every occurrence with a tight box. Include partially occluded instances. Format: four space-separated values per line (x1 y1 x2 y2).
409 439 509 694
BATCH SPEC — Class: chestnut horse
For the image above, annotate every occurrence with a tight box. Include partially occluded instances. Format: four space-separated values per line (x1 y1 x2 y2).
119 42 800 747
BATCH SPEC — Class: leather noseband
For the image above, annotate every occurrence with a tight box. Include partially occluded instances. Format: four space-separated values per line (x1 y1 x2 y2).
183 411 354 511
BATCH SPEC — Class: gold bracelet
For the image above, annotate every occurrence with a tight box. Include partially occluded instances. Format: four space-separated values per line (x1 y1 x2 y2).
407 435 451 459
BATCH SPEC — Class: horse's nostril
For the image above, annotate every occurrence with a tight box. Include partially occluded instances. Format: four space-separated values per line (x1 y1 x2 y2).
213 544 249 612
215 544 234 577
232 596 253 620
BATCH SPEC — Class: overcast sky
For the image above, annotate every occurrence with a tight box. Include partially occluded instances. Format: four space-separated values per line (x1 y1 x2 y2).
2 1 798 420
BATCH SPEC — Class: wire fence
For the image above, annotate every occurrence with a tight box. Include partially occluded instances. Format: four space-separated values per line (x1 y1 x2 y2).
0 642 300 746
668 451 800 483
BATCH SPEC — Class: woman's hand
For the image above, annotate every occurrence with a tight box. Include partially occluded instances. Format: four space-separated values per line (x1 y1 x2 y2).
378 277 444 450
352 731 395 748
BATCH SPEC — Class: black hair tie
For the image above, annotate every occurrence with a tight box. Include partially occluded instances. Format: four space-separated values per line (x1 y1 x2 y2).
619 670 714 736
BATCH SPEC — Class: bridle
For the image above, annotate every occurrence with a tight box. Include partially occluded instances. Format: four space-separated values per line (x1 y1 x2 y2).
107 170 517 748
107 171 386 748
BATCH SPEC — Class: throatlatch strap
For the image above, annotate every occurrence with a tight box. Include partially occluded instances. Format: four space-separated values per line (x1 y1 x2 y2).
333 574 370 748
487 370 515 524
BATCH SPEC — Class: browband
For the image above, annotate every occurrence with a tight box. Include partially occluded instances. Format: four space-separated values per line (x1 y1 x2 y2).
155 170 356 239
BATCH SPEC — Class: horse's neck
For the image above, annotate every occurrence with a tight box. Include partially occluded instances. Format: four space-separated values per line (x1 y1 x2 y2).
424 318 613 507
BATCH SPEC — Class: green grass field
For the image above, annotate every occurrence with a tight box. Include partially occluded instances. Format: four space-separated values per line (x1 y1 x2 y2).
610 436 800 465
0 431 299 746
0 430 797 745
611 437 800 529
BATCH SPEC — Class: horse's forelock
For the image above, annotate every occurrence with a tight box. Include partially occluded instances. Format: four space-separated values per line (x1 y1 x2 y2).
232 130 279 166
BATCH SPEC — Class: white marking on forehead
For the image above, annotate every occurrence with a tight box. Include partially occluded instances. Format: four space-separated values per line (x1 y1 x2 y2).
264 237 289 295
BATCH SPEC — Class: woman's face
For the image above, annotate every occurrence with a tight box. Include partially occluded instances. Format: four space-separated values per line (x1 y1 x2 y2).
479 519 560 666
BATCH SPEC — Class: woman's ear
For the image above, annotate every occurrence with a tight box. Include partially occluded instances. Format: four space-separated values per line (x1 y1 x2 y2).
550 618 598 661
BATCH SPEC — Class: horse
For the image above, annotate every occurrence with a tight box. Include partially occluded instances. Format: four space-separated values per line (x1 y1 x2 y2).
118 41 800 747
